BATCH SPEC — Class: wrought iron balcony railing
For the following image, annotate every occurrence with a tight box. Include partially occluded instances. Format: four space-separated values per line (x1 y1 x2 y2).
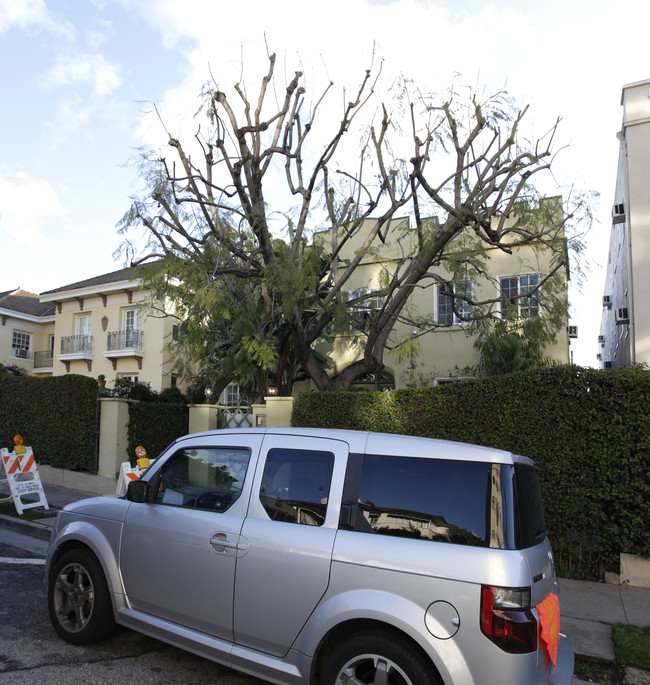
106 329 143 352
60 335 93 355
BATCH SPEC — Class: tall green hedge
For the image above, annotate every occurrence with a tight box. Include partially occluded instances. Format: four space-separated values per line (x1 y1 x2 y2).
0 374 98 471
127 402 189 465
292 365 650 578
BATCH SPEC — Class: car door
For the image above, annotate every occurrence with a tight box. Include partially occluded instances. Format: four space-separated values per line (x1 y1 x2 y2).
233 434 349 656
120 434 263 641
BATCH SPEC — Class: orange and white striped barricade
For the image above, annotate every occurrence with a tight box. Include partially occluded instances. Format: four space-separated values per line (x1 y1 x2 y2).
116 461 143 496
0 446 50 515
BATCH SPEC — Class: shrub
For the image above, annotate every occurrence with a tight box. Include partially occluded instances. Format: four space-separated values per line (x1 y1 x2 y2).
0 374 98 471
292 365 650 579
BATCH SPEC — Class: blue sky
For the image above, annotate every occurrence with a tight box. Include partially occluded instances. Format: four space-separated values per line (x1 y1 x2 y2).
1 0 649 366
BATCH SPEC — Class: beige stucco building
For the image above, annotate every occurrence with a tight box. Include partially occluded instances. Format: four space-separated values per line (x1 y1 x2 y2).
0 289 55 375
313 199 571 390
1 268 181 393
599 79 650 368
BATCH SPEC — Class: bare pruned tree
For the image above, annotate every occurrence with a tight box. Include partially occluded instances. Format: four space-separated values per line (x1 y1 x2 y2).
118 52 589 392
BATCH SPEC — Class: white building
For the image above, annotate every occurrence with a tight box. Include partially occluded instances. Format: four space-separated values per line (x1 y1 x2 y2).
599 79 650 368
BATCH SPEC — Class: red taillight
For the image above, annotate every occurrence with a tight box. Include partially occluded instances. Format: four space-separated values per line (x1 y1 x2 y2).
480 585 537 654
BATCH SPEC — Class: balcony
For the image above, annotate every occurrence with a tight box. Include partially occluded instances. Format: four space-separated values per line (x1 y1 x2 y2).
104 329 144 370
33 350 54 372
58 335 93 372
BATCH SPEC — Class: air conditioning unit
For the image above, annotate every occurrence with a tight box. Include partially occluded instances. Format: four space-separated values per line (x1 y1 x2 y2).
598 335 605 345
612 203 625 225
615 307 630 325
604 361 613 369
602 295 612 309
596 353 602 361
15 349 29 359
568 325 578 338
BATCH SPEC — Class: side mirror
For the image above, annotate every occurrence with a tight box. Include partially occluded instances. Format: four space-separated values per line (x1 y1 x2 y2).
127 480 150 503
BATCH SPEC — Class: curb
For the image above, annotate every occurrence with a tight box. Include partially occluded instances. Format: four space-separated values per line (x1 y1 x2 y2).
0 513 52 541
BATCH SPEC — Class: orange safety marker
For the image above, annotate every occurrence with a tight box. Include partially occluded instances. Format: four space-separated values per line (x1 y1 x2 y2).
536 592 560 670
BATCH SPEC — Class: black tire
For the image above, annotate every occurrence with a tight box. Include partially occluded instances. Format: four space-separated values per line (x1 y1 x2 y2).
47 547 116 645
322 629 442 685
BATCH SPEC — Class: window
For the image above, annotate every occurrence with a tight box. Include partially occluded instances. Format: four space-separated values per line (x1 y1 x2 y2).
74 314 92 353
437 281 473 324
12 331 31 359
349 288 387 312
514 464 547 548
353 454 513 549
336 288 387 333
156 447 251 512
500 274 539 319
259 448 334 526
122 308 142 348
222 382 240 406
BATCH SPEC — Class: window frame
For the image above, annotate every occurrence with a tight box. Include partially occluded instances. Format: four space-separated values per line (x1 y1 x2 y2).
11 330 31 360
436 281 474 325
499 273 540 319
154 445 252 513
258 447 335 527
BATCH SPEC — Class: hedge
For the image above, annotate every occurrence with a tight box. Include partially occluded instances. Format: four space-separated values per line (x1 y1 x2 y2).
292 365 650 579
0 374 98 471
127 402 189 465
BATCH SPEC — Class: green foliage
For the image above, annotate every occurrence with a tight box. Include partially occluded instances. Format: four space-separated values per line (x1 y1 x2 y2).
159 386 187 404
109 378 159 401
0 363 28 376
292 365 650 579
0 374 98 471
472 318 557 376
613 624 650 670
126 402 189 465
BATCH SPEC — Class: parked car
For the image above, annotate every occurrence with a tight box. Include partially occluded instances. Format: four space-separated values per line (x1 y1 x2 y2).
46 428 574 684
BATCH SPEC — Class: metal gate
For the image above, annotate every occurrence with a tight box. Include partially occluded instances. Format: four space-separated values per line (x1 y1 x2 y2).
218 404 253 429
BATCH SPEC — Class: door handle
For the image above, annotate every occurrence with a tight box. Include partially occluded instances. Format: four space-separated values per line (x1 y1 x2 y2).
210 533 249 557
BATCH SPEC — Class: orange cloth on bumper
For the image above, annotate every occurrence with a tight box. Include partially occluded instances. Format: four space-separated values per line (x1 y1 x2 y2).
536 592 560 669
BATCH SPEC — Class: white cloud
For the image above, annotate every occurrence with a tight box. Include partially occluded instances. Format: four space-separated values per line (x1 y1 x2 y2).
47 53 121 95
0 0 72 37
0 172 65 247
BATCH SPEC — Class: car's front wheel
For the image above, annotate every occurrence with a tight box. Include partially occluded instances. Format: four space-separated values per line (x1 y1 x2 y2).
48 547 115 645
322 629 442 685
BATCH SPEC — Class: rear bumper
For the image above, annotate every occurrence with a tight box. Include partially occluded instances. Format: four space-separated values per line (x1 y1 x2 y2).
550 633 574 685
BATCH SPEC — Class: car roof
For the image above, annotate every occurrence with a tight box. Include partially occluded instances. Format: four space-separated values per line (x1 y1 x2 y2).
176 427 522 465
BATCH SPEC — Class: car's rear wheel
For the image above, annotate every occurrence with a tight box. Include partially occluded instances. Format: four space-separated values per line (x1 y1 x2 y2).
322 629 442 685
48 548 115 645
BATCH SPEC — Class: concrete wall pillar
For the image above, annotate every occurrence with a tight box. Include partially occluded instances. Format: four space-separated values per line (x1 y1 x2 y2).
188 404 220 434
97 398 132 479
263 397 294 427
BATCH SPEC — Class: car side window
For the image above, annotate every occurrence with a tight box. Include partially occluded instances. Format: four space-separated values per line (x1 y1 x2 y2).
354 454 509 548
156 447 251 512
259 448 334 526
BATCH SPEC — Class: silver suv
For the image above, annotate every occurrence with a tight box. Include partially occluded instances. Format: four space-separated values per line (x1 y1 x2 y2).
46 428 574 684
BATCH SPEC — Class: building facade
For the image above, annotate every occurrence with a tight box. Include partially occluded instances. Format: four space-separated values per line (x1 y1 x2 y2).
0 289 55 375
3 197 572 393
599 79 650 368
312 198 571 390
0 268 181 393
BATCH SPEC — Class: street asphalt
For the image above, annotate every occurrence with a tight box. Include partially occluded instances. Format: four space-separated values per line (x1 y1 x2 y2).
2 483 649 685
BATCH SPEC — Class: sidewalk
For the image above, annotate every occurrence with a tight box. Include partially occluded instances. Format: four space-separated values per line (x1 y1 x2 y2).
2 484 649 685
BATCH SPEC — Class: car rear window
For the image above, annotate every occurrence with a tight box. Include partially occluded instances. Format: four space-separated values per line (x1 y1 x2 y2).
514 463 548 548
353 454 514 549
